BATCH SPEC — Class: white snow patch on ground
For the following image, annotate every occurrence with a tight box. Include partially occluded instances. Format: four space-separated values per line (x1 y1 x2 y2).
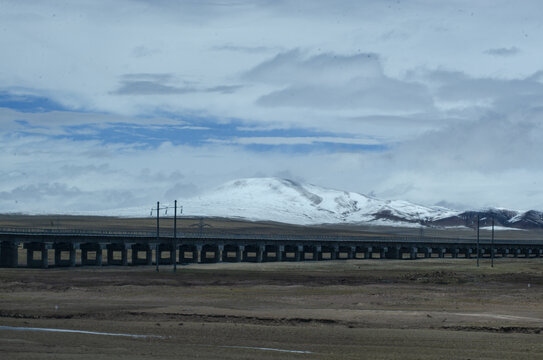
480 226 524 231
220 345 312 354
0 326 165 339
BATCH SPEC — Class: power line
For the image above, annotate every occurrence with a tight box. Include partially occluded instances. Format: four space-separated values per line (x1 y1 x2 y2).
150 201 182 272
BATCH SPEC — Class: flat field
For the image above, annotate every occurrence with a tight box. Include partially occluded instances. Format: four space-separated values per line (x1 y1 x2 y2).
1 259 543 359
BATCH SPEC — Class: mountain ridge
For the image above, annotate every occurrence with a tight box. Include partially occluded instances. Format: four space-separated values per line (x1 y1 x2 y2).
182 177 543 230
4 177 542 230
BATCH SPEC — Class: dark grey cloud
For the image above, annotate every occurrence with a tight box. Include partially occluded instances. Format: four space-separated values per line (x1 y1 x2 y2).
244 50 433 112
257 80 431 111
115 81 196 95
427 70 543 115
245 50 543 115
396 114 543 173
164 182 199 199
0 183 82 201
114 73 242 95
131 45 161 58
0 182 140 211
244 50 382 85
205 85 243 94
121 73 174 82
382 68 543 174
211 44 274 54
484 47 520 56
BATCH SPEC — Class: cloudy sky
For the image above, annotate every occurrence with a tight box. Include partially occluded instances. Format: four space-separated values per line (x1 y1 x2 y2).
2 0 543 214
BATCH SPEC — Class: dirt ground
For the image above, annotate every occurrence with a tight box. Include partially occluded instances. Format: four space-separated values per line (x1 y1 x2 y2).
1 259 543 359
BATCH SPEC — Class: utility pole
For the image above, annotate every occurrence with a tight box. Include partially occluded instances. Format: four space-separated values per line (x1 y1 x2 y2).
156 201 160 272
151 201 181 273
491 216 495 268
151 201 168 272
476 214 480 268
173 200 177 273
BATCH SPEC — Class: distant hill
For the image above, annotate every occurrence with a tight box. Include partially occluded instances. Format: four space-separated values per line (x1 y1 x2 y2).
181 177 543 230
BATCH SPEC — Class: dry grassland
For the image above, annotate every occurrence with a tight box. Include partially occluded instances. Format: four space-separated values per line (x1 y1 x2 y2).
1 259 543 359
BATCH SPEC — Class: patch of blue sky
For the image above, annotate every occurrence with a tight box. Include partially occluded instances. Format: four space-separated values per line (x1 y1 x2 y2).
244 142 387 153
47 121 385 152
8 103 386 152
149 109 357 139
0 91 68 113
141 110 376 142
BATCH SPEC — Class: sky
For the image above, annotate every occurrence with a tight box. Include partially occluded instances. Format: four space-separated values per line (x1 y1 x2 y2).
1 0 543 214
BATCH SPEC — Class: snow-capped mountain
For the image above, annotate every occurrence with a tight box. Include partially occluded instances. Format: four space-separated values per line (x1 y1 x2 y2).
182 178 459 226
181 178 543 229
6 177 542 230
434 209 543 230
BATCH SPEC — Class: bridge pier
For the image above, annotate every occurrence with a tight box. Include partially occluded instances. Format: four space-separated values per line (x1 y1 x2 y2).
488 248 497 258
338 246 355 260
0 241 19 268
131 244 152 265
302 245 318 261
201 244 221 263
283 245 302 261
410 247 418 260
222 244 241 262
81 243 104 266
364 246 373 259
423 247 432 258
179 244 199 264
54 243 76 267
379 246 388 259
157 243 175 265
277 245 284 261
319 245 336 260
243 244 263 262
451 247 459 259
334 245 351 260
385 246 400 259
107 244 128 266
352 246 363 259
263 245 281 262
437 247 446 258
24 242 50 268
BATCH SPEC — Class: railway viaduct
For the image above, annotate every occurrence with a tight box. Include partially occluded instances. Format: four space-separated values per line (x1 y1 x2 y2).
1 228 542 268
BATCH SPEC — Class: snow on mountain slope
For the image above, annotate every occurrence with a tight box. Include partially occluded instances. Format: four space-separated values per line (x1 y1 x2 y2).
8 177 540 229
183 178 459 226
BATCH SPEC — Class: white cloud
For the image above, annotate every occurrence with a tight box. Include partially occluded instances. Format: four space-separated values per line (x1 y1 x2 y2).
1 0 543 213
